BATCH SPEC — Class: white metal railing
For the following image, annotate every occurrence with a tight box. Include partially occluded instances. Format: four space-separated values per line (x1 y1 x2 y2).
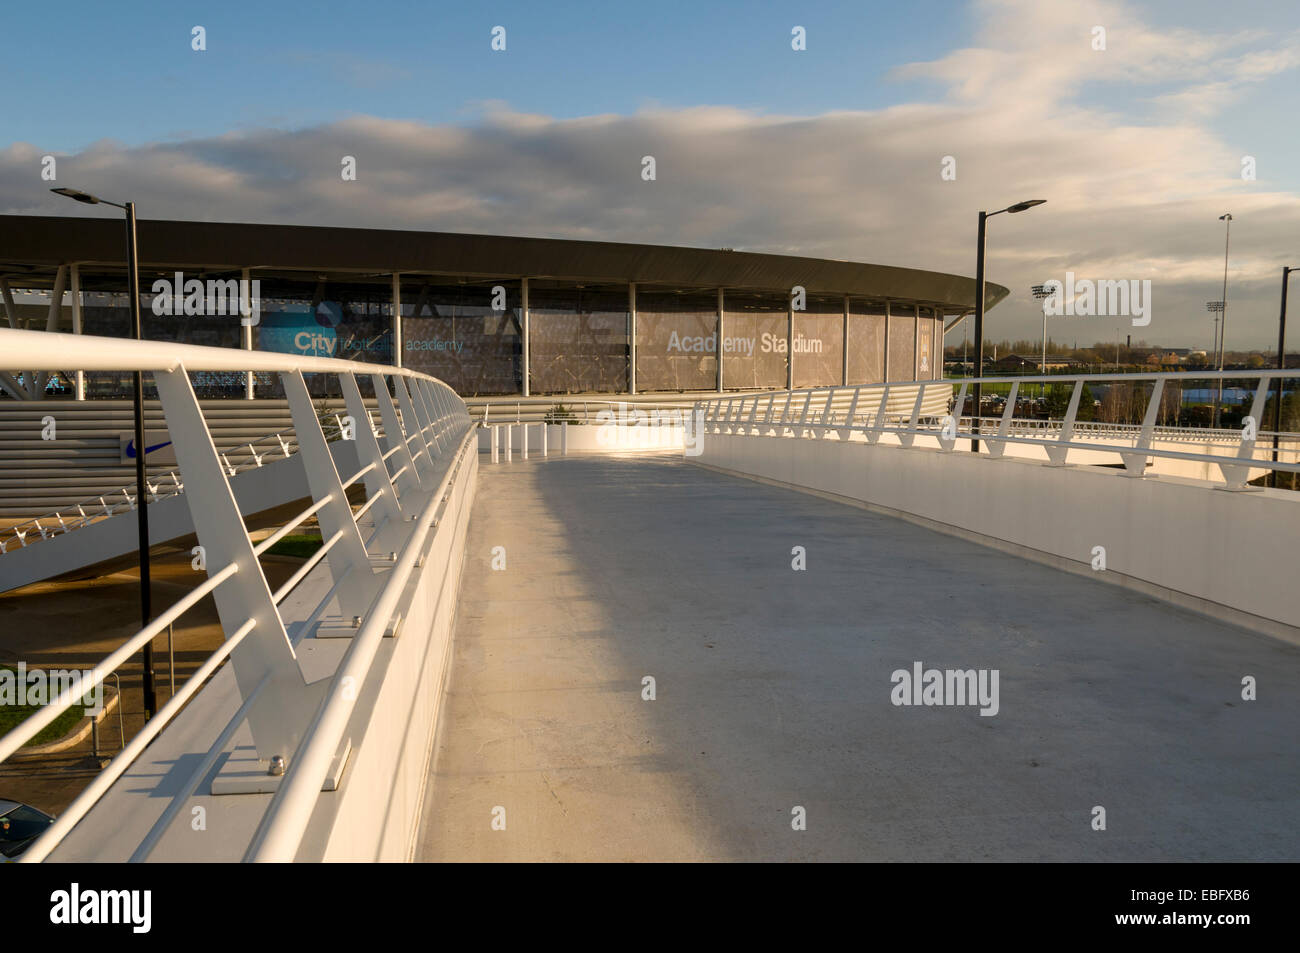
0 411 386 554
473 396 707 426
694 370 1300 490
0 327 473 863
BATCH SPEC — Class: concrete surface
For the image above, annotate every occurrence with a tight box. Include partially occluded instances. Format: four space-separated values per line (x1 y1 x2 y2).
417 452 1300 861
698 431 1300 636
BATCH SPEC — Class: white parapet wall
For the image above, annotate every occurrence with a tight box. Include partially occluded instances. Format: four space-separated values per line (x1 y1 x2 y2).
316 447 478 861
478 421 686 455
694 432 1300 642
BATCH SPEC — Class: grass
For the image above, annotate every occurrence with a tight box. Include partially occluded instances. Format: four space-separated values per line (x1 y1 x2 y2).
264 533 324 559
0 666 94 747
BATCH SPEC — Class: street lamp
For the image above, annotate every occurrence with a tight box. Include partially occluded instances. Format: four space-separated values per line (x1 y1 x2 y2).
51 187 157 718
1274 266 1298 487
1216 213 1233 427
1031 283 1055 401
971 199 1046 451
1206 299 1225 428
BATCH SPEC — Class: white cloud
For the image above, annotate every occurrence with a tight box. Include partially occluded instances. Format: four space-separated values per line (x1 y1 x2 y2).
3 0 1297 348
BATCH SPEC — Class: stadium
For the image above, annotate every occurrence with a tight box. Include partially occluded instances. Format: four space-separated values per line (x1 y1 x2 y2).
0 215 1007 399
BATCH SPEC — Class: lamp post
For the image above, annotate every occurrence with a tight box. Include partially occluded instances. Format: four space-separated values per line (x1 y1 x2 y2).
1275 266 1297 487
1031 283 1054 401
1217 213 1233 427
50 187 157 718
971 199 1046 451
1206 300 1225 427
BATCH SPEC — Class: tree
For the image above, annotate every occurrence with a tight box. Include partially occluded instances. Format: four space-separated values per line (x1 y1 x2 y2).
1042 382 1097 421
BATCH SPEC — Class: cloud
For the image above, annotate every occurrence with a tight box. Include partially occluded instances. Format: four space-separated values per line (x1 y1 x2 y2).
3 0 1297 348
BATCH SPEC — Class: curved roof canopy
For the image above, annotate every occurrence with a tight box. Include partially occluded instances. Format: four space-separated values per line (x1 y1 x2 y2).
0 215 1009 314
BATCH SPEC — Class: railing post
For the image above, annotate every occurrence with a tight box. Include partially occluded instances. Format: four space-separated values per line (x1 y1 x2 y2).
1045 380 1083 466
408 378 443 456
1217 374 1271 489
340 373 403 525
899 383 926 449
282 371 379 616
778 391 794 432
371 373 423 492
491 425 499 463
393 376 437 475
839 387 861 442
817 389 835 438
1121 379 1164 477
986 381 1020 459
562 420 568 455
939 382 967 451
867 384 891 445
153 363 327 773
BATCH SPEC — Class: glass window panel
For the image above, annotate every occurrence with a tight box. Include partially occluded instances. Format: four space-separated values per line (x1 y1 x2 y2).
793 296 845 388
721 293 787 390
888 304 917 382
528 286 628 394
635 291 718 392
846 300 886 385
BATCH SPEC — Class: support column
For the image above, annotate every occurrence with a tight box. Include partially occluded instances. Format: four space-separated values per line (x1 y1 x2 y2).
716 287 724 393
391 273 402 369
932 308 941 380
628 282 637 394
521 277 530 397
787 299 795 390
33 265 68 398
842 294 850 386
72 264 85 400
913 303 921 380
242 267 254 399
883 301 891 382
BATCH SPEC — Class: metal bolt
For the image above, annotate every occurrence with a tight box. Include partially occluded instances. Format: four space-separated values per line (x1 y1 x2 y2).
389 551 397 562
268 755 286 777
352 615 362 629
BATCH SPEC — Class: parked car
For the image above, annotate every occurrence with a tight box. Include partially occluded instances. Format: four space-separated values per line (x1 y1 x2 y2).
0 798 55 861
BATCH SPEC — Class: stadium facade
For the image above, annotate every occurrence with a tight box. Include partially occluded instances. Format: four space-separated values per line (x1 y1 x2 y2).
0 216 1008 399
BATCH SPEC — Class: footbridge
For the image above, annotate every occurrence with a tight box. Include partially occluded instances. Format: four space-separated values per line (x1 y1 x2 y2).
2 327 1298 862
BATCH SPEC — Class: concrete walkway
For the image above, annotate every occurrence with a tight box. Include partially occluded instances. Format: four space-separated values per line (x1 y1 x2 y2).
416 452 1300 861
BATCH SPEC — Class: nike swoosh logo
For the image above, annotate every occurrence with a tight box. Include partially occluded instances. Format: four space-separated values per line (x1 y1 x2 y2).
126 439 173 458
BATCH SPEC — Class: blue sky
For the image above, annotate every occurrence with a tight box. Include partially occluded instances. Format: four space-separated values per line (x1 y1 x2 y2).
17 1 978 148
5 0 1300 348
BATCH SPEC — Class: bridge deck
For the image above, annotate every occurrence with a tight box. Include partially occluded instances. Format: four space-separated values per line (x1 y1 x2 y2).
416 452 1300 861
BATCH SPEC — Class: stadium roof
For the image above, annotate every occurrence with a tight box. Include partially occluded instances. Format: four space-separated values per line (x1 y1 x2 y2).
0 215 1008 314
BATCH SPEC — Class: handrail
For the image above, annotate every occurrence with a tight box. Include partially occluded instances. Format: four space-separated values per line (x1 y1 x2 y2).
0 411 381 554
19 618 259 864
695 370 1300 490
0 325 474 863
246 426 477 862
0 559 240 764
252 495 335 556
272 529 345 604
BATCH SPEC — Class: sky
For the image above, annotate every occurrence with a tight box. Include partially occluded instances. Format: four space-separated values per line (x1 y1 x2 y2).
3 0 1299 350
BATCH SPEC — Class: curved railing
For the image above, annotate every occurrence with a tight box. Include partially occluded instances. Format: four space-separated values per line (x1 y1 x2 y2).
0 414 375 554
0 327 474 863
695 370 1300 489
